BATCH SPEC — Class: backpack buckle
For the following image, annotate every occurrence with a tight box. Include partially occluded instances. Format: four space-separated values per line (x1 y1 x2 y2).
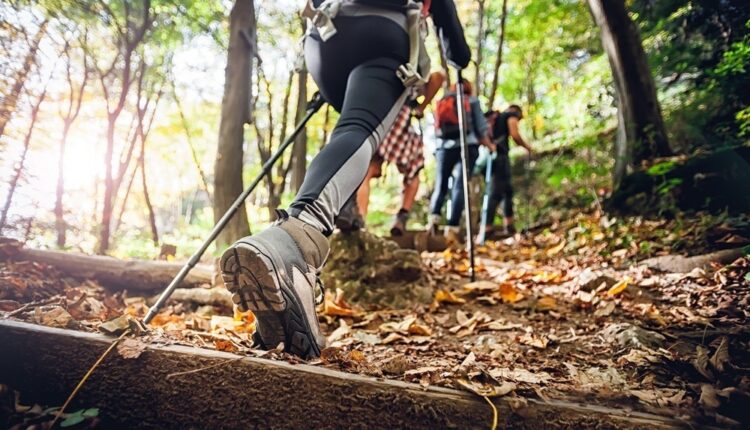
397 63 424 87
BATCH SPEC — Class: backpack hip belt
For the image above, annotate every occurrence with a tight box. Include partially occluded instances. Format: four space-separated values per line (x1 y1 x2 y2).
301 0 429 88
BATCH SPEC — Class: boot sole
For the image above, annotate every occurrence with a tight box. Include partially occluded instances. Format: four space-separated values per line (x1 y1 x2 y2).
220 242 321 358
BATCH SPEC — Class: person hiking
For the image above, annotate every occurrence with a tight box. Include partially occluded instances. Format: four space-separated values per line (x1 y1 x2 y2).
481 104 532 237
219 0 470 359
427 79 494 244
337 70 446 236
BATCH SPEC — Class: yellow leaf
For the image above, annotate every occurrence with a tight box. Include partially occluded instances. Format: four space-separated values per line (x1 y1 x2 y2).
434 289 467 305
408 322 433 336
607 277 630 296
323 290 360 317
546 240 566 257
536 296 557 311
499 283 521 303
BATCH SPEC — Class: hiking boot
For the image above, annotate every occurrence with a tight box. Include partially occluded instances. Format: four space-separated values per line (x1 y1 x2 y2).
426 214 442 236
335 197 364 233
220 210 329 358
504 224 517 236
390 209 410 236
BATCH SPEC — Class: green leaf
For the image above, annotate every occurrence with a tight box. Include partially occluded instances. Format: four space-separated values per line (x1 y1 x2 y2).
83 408 100 418
647 161 677 176
61 410 86 427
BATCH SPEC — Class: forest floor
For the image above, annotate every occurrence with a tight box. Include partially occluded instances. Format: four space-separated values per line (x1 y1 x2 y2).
1 210 749 428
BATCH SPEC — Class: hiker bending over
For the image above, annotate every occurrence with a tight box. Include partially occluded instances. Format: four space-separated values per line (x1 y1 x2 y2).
220 0 470 358
338 70 446 235
427 79 494 243
481 105 532 236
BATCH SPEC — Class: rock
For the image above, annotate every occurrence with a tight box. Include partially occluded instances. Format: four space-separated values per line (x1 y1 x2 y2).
599 323 665 350
576 268 617 292
321 231 430 308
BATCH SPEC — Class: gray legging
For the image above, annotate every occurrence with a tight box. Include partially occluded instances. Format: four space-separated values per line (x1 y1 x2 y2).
288 14 410 235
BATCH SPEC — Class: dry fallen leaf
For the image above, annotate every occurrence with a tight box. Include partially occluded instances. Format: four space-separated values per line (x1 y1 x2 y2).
545 240 566 257
607 277 630 296
489 368 552 385
535 296 557 312
499 283 522 304
518 332 549 349
433 289 467 306
323 290 360 317
456 378 516 397
463 281 498 294
116 338 147 359
213 339 239 353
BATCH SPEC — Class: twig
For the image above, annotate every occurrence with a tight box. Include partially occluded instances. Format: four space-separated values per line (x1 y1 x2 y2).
5 298 64 317
166 357 243 379
50 329 131 428
483 396 498 430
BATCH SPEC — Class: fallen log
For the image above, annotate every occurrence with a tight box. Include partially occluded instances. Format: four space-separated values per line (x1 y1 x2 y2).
640 247 747 273
6 246 214 292
0 319 692 429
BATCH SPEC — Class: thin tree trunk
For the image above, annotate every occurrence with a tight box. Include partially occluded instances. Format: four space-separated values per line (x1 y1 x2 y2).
114 162 139 233
486 0 509 109
173 83 211 197
55 40 89 248
0 19 48 140
586 0 671 187
140 142 158 246
290 70 308 193
96 0 151 254
0 88 48 232
473 0 486 96
214 0 255 248
55 125 71 247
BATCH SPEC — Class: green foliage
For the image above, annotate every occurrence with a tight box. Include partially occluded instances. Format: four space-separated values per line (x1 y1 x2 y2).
60 408 99 427
633 1 750 148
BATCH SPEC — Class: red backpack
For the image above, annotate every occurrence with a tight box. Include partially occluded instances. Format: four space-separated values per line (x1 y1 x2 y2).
435 92 472 139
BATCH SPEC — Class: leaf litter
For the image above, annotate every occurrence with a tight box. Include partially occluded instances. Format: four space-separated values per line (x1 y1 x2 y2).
2 212 749 427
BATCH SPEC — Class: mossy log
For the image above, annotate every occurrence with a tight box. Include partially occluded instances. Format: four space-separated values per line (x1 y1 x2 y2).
606 146 750 215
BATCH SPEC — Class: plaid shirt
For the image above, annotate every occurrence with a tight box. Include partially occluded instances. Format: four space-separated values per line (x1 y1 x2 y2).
377 104 425 184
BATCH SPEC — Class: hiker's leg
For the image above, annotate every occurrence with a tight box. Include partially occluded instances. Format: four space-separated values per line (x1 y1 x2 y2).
401 176 419 212
356 160 382 217
497 154 515 229
289 57 408 234
429 148 459 217
447 146 479 227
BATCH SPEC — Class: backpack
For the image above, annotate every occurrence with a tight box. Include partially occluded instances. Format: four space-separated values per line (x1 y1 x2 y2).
485 110 500 140
435 92 472 139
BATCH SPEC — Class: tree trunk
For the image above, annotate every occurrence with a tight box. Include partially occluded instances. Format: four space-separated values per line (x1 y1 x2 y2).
0 87 48 232
214 0 255 249
0 19 48 140
291 70 308 193
140 144 159 246
173 84 211 197
473 0 486 96
586 0 671 187
54 125 71 247
486 0 508 109
98 118 116 254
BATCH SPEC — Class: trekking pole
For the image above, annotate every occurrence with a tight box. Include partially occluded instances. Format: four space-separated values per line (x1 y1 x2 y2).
454 69 476 281
477 151 494 246
144 92 326 325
